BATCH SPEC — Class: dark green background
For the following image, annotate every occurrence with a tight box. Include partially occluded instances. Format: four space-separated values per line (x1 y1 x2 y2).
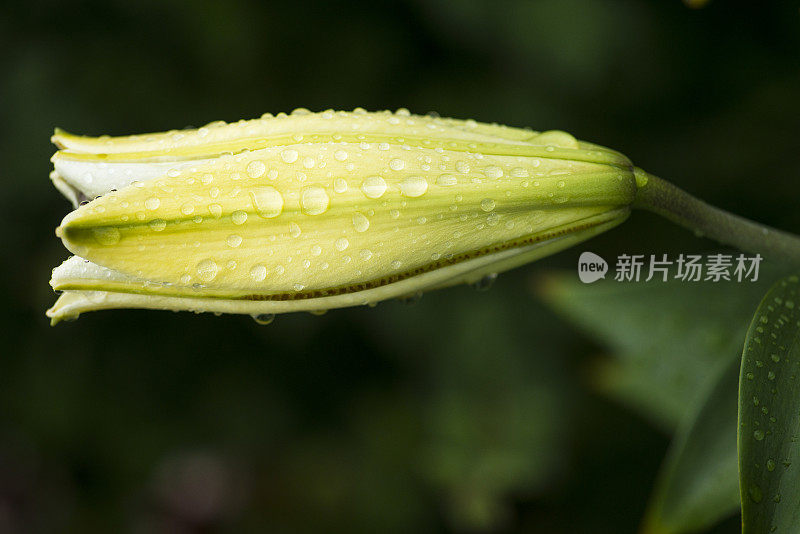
1 0 799 532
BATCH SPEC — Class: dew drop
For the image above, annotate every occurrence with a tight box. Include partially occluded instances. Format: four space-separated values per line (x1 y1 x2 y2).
252 313 274 325
361 176 387 198
352 212 370 232
246 160 266 178
334 149 348 161
249 186 284 218
310 244 322 256
180 203 195 215
144 197 160 210
389 158 405 171
149 219 167 232
196 259 219 282
360 249 373 261
335 237 350 251
92 227 120 245
249 264 267 282
300 186 330 215
333 178 348 193
480 198 496 212
227 211 246 225
281 149 299 163
749 484 763 503
754 429 765 441
484 166 503 179
472 273 498 291
289 222 301 238
436 174 458 187
400 176 428 197
226 234 242 248
209 204 223 218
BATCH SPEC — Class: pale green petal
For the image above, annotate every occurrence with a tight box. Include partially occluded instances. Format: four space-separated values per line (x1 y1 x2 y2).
47 213 625 324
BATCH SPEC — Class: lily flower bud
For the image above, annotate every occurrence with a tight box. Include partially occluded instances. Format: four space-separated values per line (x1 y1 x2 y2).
47 109 636 324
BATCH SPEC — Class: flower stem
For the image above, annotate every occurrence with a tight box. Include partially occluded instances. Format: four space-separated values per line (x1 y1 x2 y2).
632 168 800 264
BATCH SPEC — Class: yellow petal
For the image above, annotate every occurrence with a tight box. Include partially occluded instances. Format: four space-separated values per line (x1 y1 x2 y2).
49 109 636 322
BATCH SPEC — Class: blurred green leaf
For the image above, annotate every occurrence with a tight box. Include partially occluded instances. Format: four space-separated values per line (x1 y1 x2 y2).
537 271 772 430
371 286 569 531
739 274 800 534
642 356 740 534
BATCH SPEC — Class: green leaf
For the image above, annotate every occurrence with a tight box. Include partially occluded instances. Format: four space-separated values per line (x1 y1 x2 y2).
537 272 771 430
739 273 800 533
642 356 740 534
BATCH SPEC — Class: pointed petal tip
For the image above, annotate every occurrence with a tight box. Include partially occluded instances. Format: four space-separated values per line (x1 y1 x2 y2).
52 127 70 149
46 294 80 326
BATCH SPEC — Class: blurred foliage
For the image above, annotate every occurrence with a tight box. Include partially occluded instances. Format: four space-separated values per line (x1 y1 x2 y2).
537 268 780 430
537 267 791 533
2 0 800 532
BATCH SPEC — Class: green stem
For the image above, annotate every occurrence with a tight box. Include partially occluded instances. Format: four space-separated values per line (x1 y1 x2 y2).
632 168 800 264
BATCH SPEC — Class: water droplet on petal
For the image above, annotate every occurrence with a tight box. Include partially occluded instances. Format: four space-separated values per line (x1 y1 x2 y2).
246 160 266 178
249 186 284 218
231 210 248 225
249 264 267 282
226 234 242 248
472 273 498 291
300 186 330 215
480 198 496 212
92 227 120 245
400 176 428 197
145 197 160 210
281 149 299 163
335 237 350 251
484 166 503 179
196 259 218 282
361 176 387 198
352 212 370 232
252 313 274 325
436 174 458 187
